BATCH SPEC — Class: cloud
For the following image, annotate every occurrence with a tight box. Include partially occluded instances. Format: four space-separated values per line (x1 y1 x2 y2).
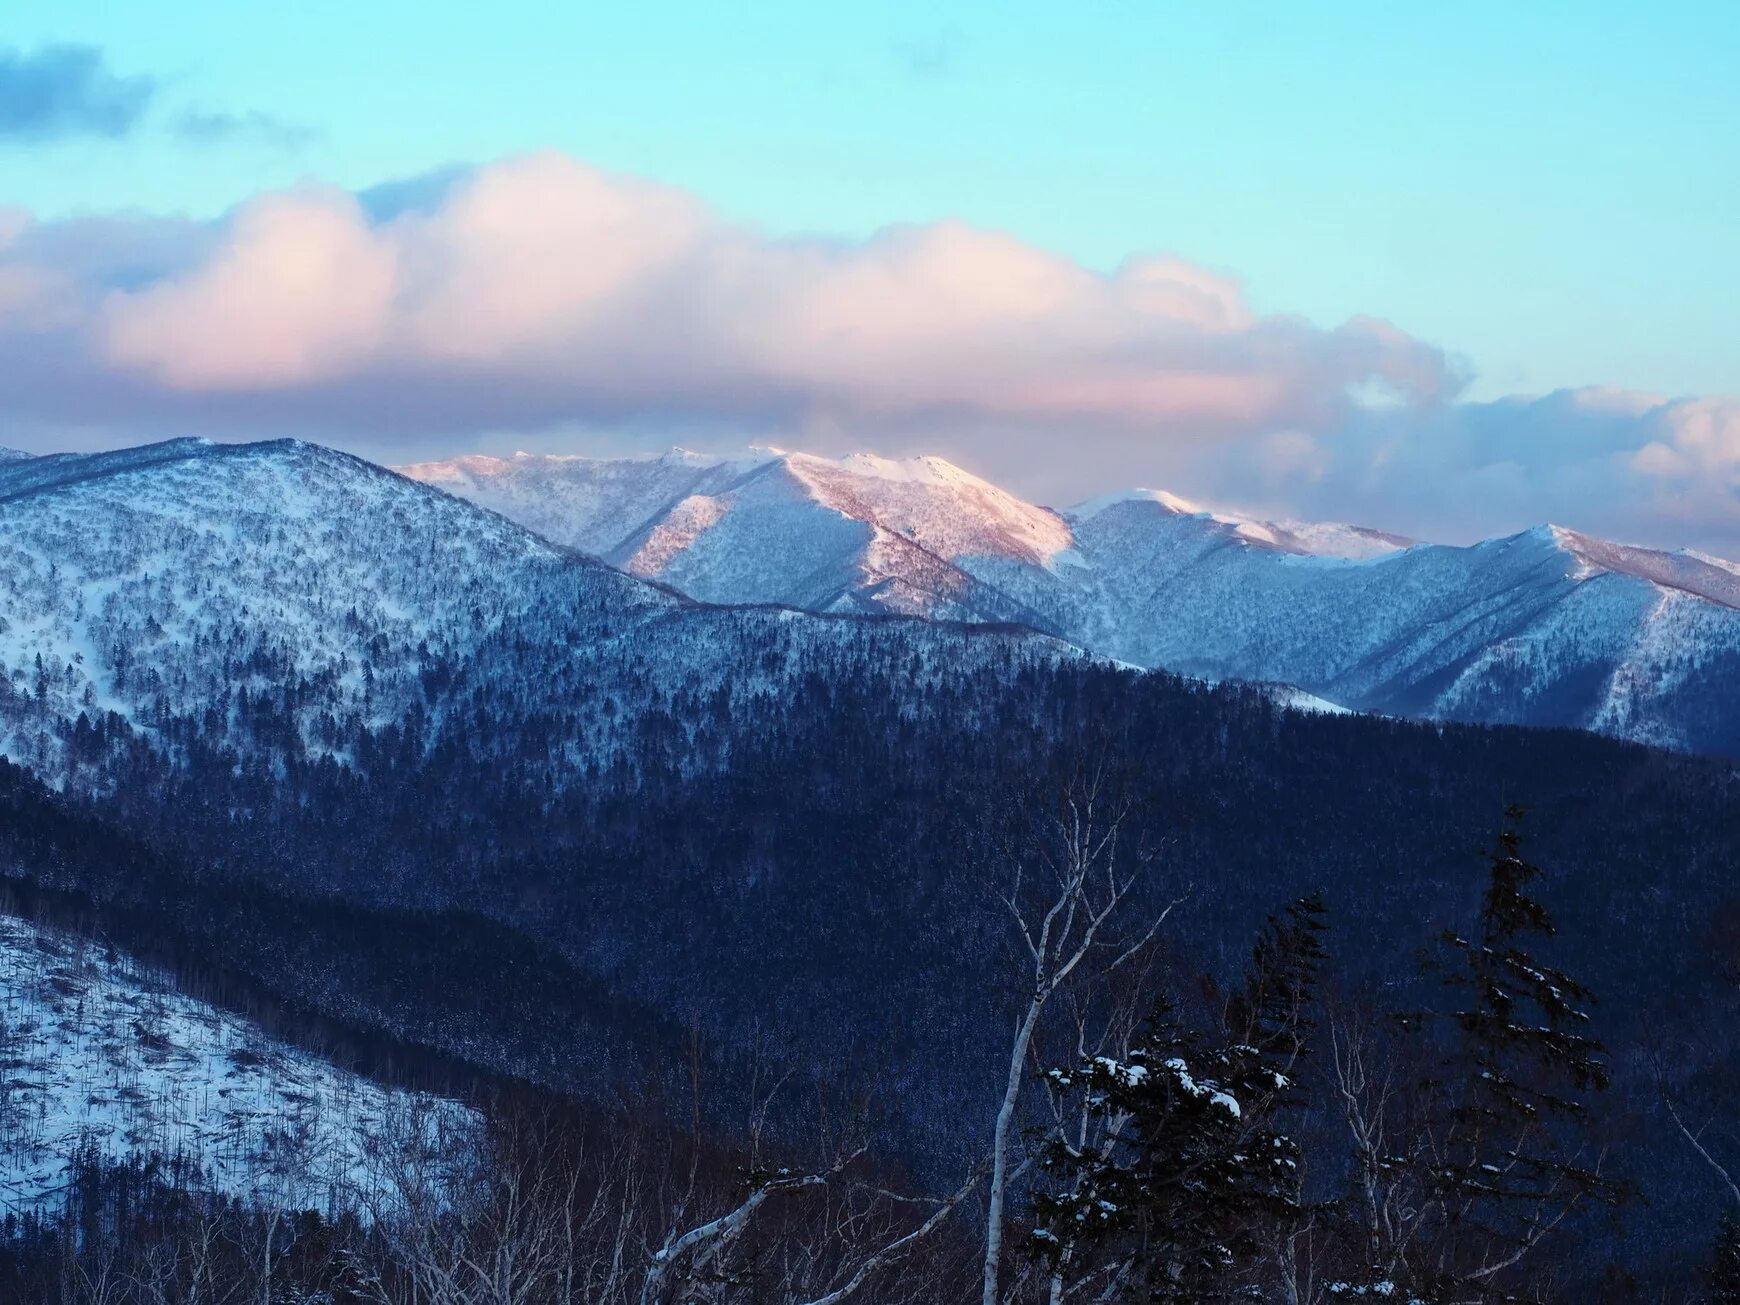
104 187 395 387
12 150 1448 441
0 44 155 140
1629 397 1740 482
0 148 1736 553
171 108 319 151
1148 387 1740 552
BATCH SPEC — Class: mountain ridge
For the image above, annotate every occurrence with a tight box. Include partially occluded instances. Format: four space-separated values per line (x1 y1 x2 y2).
0 437 1079 792
399 445 1740 753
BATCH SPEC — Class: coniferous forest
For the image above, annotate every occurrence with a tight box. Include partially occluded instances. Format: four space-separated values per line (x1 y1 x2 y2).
1 639 1738 1301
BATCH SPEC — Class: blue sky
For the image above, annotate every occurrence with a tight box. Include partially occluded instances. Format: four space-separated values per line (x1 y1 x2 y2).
2 2 1738 547
11 0 1737 401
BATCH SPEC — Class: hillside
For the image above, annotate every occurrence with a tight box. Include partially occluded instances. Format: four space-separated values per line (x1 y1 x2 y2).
0 912 470 1214
0 439 1072 793
0 439 1734 1288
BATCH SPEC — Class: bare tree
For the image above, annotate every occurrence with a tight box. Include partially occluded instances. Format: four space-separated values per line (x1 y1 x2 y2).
641 1145 862 1304
1328 1005 1423 1288
1659 1067 1740 1210
980 758 1177 1305
786 1164 985 1305
128 1202 241 1305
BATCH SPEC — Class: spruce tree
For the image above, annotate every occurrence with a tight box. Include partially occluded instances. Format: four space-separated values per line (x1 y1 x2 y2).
1030 897 1326 1302
1398 806 1625 1299
1227 893 1330 1090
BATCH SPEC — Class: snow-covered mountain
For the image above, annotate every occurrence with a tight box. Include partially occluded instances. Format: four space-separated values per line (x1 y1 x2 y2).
398 448 1424 633
4 434 1737 765
402 447 1082 625
0 438 1072 788
401 448 1740 753
0 912 471 1213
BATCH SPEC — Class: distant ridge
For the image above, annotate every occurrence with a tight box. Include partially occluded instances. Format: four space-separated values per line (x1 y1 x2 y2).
402 445 1740 753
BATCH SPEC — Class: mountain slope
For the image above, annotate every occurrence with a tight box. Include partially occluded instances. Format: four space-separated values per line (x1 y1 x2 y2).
400 447 1740 754
400 447 1080 626
0 438 1074 789
4 440 1740 1284
0 912 470 1213
0 438 656 778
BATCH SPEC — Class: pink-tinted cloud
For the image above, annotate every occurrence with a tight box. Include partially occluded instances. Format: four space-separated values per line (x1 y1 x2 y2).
1 150 1455 438
105 187 396 387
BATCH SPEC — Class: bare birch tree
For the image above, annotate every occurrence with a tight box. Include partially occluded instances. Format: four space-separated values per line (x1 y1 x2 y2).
980 758 1177 1305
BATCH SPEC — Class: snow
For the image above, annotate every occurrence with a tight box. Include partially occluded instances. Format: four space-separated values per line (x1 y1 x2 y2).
0 913 473 1215
8 434 1740 781
1067 487 1208 521
403 447 1078 626
1161 1057 1241 1118
1327 1283 1403 1299
398 443 1740 749
1546 524 1740 609
1257 684 1355 716
1065 487 1414 560
0 437 1077 791
1091 1056 1150 1088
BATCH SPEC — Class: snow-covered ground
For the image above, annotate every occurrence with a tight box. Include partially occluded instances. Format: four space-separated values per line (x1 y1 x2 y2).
0 913 473 1216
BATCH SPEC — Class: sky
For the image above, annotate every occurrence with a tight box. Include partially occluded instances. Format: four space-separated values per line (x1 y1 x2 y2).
2 1 1738 551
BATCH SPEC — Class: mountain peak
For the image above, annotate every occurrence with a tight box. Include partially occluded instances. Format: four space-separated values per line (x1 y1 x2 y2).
1066 487 1208 520
789 449 988 489
1068 487 1412 561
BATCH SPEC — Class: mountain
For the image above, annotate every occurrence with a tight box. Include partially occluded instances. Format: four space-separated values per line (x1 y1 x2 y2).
400 447 1740 755
0 910 469 1212
401 447 1080 625
4 437 1740 1288
0 438 1070 790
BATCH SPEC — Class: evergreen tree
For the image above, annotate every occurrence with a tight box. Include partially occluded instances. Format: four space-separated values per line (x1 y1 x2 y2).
1227 893 1330 1088
1395 806 1626 1300
1030 897 1326 1302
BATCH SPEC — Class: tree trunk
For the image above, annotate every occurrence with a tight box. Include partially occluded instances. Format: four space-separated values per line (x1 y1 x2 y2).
983 986 1046 1305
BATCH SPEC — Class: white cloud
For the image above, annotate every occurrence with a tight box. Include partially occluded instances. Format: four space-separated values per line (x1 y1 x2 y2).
2 150 1453 438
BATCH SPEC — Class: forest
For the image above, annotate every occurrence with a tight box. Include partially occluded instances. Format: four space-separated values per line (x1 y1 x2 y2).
0 652 1737 1299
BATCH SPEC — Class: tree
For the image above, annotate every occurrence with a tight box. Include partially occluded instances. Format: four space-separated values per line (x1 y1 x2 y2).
1661 1084 1740 1305
1030 1003 1303 1302
1708 1213 1740 1305
980 757 1177 1305
1224 894 1329 1080
1380 806 1625 1299
1028 897 1326 1303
